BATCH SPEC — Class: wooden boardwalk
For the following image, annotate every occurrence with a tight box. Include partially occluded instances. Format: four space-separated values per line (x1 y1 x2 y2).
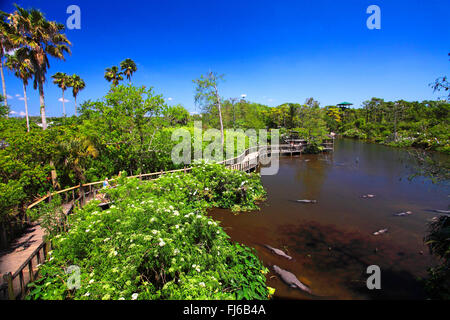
0 203 73 300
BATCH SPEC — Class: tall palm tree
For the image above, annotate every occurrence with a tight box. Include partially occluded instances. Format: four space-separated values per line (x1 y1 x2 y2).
5 48 33 131
51 72 70 116
0 11 16 109
120 58 137 84
8 5 71 130
68 74 85 116
104 66 123 87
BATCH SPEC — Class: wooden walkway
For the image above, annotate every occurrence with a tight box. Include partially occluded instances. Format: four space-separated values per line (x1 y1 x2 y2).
0 203 73 300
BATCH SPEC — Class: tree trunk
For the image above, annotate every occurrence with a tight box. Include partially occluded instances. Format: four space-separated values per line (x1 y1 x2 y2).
74 95 77 116
38 75 47 130
62 89 66 117
23 81 29 132
0 59 7 107
215 89 224 147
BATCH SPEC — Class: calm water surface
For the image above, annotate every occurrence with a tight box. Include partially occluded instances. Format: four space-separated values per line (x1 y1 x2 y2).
209 138 449 300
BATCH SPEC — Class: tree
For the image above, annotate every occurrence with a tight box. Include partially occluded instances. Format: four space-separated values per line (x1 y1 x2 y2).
55 136 98 183
194 72 225 146
69 74 85 116
0 11 15 109
163 104 190 126
430 53 450 102
51 72 70 117
0 94 8 117
5 48 33 131
104 66 123 87
8 5 71 130
120 58 137 84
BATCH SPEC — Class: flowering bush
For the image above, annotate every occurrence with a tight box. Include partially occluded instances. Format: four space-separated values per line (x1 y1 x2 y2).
26 164 270 300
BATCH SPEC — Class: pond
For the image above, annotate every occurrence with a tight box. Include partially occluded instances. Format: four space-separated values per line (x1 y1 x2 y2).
209 138 449 300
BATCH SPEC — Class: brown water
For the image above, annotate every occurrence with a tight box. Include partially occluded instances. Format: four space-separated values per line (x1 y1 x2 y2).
209 138 449 300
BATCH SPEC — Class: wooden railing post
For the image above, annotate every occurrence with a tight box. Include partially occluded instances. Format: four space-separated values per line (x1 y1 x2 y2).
81 185 85 206
3 272 14 300
19 270 25 298
28 260 34 282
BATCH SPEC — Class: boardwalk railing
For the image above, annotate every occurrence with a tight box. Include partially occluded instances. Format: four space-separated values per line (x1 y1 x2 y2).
1 140 333 299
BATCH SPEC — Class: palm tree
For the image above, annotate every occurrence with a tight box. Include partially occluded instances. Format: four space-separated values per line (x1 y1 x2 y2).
8 5 71 130
51 72 70 116
68 74 85 116
104 66 123 87
120 58 137 84
0 11 16 109
5 48 33 131
56 137 98 183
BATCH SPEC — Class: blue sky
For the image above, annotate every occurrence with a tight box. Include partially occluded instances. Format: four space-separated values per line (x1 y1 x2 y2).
1 0 449 117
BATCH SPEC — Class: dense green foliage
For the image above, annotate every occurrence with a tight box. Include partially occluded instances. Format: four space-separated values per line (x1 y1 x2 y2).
424 216 450 299
26 164 270 300
323 98 450 154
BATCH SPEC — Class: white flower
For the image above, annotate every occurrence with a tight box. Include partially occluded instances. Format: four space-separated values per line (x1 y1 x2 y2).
131 293 139 300
85 229 90 232
174 249 179 254
152 230 158 235
199 282 205 287
103 238 110 242
89 279 94 284
118 297 125 300
84 292 90 297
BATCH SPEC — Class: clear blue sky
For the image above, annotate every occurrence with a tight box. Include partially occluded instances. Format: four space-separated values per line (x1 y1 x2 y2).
1 0 449 117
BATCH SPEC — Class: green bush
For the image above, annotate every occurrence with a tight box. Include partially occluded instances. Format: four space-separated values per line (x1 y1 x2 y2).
26 163 271 300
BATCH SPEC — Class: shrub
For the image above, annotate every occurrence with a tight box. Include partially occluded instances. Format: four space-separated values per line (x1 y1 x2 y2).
26 164 271 300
